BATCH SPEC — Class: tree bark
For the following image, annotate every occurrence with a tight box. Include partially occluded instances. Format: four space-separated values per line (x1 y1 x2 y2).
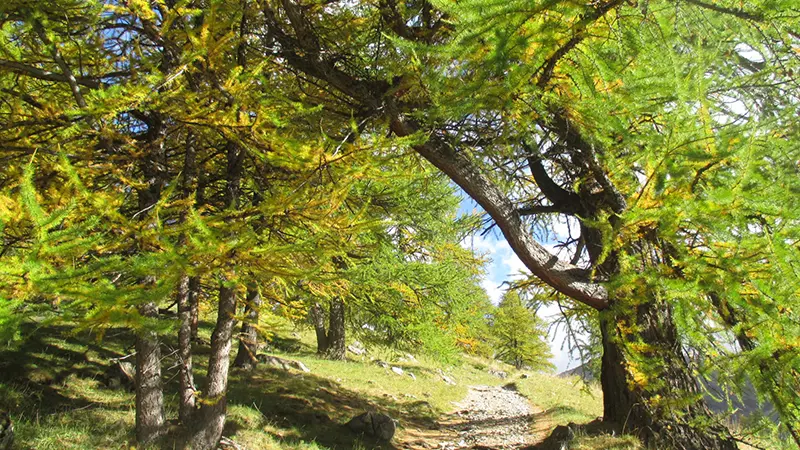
187 284 237 450
310 302 329 355
189 276 200 341
135 299 165 444
323 298 346 360
133 113 167 445
177 274 196 424
233 286 262 370
599 303 737 449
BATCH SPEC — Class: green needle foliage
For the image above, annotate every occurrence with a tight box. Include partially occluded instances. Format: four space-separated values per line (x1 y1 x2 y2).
2 0 799 448
491 290 554 371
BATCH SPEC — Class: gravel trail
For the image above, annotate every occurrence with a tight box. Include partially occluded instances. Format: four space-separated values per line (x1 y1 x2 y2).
437 384 540 449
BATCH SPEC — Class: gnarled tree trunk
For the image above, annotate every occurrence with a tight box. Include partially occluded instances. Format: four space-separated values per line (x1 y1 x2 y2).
600 304 736 449
233 286 262 370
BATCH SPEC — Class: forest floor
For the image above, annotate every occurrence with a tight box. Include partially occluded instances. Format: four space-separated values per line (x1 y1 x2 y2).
0 317 640 449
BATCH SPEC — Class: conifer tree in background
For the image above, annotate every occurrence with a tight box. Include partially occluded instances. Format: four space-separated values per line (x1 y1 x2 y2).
491 290 553 371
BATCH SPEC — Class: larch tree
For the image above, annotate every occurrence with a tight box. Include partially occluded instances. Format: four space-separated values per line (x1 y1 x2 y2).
2 1 799 449
0 1 399 448
244 0 800 448
491 290 553 371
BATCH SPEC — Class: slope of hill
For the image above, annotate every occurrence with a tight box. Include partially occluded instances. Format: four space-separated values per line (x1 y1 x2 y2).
0 318 640 450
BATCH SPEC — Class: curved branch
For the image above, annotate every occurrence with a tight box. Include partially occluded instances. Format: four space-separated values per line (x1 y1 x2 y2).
521 140 583 213
390 115 609 310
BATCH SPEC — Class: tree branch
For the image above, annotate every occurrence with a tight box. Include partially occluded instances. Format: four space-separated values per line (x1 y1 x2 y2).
535 0 626 89
683 0 764 22
0 59 102 89
390 115 609 310
517 204 567 216
521 140 583 213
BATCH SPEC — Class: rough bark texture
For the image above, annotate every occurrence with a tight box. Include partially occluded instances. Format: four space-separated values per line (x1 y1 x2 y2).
599 305 737 450
323 298 346 360
233 286 262 370
133 113 167 445
177 274 196 424
310 302 329 355
135 300 165 444
189 276 200 341
187 284 238 450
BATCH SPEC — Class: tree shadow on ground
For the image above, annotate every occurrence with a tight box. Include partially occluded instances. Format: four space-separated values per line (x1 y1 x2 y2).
220 365 443 449
1 322 446 449
0 323 130 415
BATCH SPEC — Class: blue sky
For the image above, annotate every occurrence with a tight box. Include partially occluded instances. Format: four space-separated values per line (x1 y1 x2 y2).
457 195 583 373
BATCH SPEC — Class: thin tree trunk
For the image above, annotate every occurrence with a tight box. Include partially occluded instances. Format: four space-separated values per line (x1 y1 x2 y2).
135 299 165 444
323 298 345 360
133 114 167 445
177 274 196 424
189 276 200 341
186 100 245 447
233 286 261 370
176 128 198 424
310 302 329 355
187 284 238 450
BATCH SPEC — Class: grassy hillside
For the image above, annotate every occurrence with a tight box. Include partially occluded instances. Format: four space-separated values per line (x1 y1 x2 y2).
0 317 634 449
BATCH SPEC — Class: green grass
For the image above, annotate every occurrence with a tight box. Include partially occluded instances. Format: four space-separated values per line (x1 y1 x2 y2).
515 372 603 425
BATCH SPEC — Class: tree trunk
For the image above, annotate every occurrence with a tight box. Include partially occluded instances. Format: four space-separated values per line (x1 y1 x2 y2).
177 274 196 424
310 302 329 355
233 286 261 370
135 300 165 444
187 283 238 450
599 301 737 450
323 298 346 360
189 276 200 341
133 114 167 445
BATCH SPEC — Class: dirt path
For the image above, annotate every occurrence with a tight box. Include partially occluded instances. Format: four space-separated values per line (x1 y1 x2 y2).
400 384 552 449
